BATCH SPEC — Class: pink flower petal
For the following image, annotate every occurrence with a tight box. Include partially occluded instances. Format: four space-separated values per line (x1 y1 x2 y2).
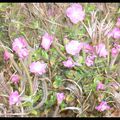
66 3 85 24
9 91 20 106
96 82 105 91
65 40 82 55
56 93 65 104
63 57 75 68
108 27 120 39
111 47 119 57
17 48 29 59
116 17 120 27
96 43 108 57
41 33 53 50
11 74 20 84
3 50 11 61
29 61 47 75
85 55 96 67
12 37 28 52
95 101 110 112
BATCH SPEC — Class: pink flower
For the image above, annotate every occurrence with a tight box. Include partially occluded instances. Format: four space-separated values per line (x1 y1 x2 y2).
9 91 20 105
3 50 11 61
65 40 82 55
96 43 108 57
12 37 28 52
17 48 29 59
85 57 94 66
96 82 105 91
111 47 119 57
95 101 110 112
114 43 120 51
11 74 20 84
12 37 29 59
83 43 95 54
116 17 120 27
63 57 75 68
66 3 85 24
85 55 96 67
56 93 65 104
41 33 53 50
29 61 47 75
108 27 120 39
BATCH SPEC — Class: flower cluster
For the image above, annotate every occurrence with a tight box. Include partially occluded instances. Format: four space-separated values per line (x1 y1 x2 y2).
12 37 29 59
3 3 117 114
64 39 108 67
95 82 110 112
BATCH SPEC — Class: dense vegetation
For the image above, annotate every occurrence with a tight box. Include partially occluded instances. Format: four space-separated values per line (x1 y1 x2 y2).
0 3 120 117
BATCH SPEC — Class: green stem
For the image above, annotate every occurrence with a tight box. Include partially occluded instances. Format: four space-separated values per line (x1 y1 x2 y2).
10 57 22 75
53 41 67 60
24 79 48 112
20 59 33 95
73 22 80 33
81 21 92 40
34 79 48 109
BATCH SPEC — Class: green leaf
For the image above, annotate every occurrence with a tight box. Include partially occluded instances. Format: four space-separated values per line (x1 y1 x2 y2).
85 4 96 13
45 94 56 108
50 48 59 58
32 48 41 61
60 45 65 52
41 49 49 60
32 48 49 60
77 28 86 37
53 81 61 88
53 75 63 88
33 94 41 103
21 96 33 107
66 94 74 103
29 110 38 116
30 20 39 29
54 75 62 81
118 8 120 13
22 101 33 107
74 71 81 80
74 55 84 65
50 95 56 101
65 70 75 79
60 102 67 109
